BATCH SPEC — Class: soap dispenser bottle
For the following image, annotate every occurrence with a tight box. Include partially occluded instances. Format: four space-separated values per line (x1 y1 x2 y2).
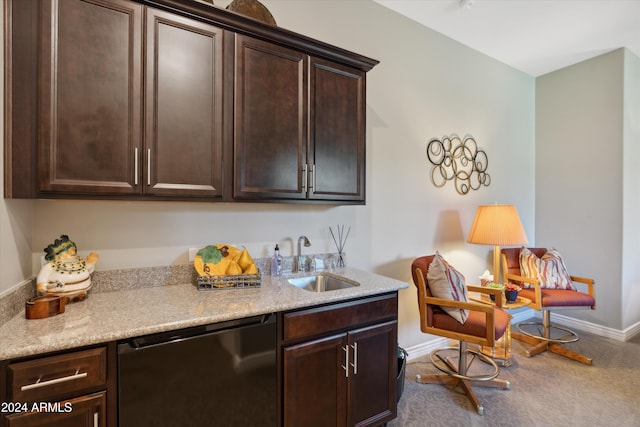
271 244 283 276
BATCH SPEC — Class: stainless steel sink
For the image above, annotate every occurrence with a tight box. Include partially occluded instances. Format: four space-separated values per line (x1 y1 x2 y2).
287 274 360 292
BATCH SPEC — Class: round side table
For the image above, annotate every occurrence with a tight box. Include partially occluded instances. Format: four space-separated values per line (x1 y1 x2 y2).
472 294 531 366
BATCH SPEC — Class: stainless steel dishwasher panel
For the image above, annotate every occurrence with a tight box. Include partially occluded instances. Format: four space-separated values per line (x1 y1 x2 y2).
118 314 277 426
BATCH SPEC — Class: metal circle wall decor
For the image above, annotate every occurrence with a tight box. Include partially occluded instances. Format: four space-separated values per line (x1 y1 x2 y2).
426 135 490 195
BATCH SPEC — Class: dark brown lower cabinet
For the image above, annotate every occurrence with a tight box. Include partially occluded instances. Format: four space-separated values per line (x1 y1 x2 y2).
1 346 113 427
0 295 396 427
347 322 397 427
284 334 348 426
281 293 398 427
4 392 106 427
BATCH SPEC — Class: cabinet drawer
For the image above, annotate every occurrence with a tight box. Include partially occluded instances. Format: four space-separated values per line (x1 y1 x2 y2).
283 293 397 342
5 391 106 427
7 347 107 402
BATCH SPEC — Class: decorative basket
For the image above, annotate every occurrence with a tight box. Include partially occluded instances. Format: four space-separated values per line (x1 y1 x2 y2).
197 270 261 290
226 0 277 25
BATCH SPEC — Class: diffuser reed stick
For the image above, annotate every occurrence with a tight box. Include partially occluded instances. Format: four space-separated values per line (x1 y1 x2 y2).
329 225 350 267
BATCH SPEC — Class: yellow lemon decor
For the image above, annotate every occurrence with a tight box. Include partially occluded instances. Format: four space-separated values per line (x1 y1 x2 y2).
194 244 261 290
243 263 259 275
226 258 243 275
238 247 254 271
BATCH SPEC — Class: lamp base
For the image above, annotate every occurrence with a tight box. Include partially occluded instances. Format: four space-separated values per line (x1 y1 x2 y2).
493 245 501 284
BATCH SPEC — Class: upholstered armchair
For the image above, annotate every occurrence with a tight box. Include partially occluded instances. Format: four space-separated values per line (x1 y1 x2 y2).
501 247 595 365
411 255 511 415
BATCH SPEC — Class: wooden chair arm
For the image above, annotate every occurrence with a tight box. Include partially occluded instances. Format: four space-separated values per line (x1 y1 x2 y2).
570 275 593 284
423 294 499 346
505 273 595 310
505 272 542 310
505 272 538 285
425 295 494 314
413 264 500 345
571 275 595 300
467 285 503 307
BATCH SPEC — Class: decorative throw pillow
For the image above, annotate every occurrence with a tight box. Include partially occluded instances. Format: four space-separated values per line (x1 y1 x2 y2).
427 252 469 324
519 247 541 287
519 247 576 290
540 248 576 290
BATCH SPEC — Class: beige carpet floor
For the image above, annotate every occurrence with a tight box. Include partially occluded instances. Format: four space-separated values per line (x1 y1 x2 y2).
390 324 640 426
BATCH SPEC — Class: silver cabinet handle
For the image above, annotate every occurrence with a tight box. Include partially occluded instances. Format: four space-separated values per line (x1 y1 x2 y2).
341 345 349 378
302 164 308 193
94 412 99 427
310 164 315 192
147 148 151 186
134 148 139 186
21 370 87 391
350 342 358 375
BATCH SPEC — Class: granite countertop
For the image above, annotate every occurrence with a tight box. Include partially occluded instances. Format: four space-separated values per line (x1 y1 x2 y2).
0 267 408 361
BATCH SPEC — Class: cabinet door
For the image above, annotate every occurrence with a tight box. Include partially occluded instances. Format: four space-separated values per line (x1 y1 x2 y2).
144 9 224 198
5 391 106 427
309 58 366 203
38 0 142 195
233 35 308 200
348 321 397 427
283 334 347 427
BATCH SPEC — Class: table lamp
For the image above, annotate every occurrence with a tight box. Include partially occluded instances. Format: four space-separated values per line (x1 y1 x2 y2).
467 204 528 284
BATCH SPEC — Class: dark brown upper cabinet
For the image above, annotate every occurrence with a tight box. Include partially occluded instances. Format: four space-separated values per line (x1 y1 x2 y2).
4 0 377 203
33 0 224 199
233 36 367 203
144 8 224 198
233 35 308 201
37 0 143 196
309 58 366 203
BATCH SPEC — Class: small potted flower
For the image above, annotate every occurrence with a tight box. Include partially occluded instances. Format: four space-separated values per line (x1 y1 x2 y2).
485 283 504 302
504 282 522 303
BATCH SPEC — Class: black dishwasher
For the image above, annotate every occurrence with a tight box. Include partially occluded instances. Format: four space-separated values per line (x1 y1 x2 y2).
118 314 277 426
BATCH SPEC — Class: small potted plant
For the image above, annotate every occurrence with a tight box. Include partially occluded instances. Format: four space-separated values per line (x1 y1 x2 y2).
504 282 522 303
485 283 504 302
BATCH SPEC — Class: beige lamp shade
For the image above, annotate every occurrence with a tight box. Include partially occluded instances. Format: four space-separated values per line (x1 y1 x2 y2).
467 204 528 246
467 204 528 283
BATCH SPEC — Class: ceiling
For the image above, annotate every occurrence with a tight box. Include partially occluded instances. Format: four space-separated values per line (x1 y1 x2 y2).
373 0 640 77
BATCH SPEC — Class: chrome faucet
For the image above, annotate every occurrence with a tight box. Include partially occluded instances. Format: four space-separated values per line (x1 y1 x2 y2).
293 236 311 273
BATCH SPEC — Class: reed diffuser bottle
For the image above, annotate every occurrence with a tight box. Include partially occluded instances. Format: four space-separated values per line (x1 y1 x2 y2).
330 225 350 268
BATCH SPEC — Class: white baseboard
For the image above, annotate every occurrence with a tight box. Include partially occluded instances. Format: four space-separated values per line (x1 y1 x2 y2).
622 321 640 340
499 308 640 342
403 337 449 362
510 308 535 324
548 312 640 342
403 308 640 361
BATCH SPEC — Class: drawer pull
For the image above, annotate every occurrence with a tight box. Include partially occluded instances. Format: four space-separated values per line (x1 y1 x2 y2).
302 164 308 193
134 147 139 186
341 345 349 378
350 342 358 375
20 369 88 391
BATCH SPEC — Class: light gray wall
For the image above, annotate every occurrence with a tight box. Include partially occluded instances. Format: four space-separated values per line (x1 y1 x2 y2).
1 0 536 350
0 0 34 296
282 0 536 349
536 49 628 330
622 49 640 329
